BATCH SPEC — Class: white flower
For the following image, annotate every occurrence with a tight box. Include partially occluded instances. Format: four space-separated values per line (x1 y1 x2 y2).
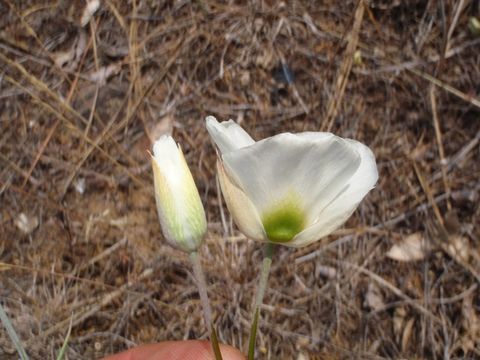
151 135 207 252
206 116 378 248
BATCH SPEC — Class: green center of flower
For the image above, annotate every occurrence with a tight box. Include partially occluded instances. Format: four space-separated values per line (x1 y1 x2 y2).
261 195 306 243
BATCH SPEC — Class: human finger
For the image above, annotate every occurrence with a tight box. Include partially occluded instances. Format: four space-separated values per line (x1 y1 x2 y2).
102 340 245 360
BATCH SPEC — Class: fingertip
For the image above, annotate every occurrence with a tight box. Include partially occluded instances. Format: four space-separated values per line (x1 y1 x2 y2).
102 340 246 360
218 343 246 360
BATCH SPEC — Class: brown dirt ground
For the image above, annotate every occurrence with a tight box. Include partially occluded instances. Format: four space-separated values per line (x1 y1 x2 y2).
1 1 479 359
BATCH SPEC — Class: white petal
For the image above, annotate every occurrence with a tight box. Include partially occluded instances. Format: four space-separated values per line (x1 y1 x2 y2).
152 135 207 252
217 161 266 241
296 132 335 142
206 116 255 154
153 136 185 187
222 133 361 240
291 138 378 247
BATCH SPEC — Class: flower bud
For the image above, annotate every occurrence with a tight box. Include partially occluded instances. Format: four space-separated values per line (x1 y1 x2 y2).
151 135 207 252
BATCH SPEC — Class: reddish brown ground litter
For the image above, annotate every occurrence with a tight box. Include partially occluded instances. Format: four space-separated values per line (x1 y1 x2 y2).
0 1 479 359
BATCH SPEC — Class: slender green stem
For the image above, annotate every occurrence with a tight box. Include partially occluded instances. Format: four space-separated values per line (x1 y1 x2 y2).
247 308 259 360
56 316 73 360
0 302 29 360
190 251 212 334
248 243 274 360
210 326 224 360
189 251 223 360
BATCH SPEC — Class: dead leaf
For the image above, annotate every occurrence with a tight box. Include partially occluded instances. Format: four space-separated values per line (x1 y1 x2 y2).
15 213 39 235
386 232 429 262
401 318 415 352
81 0 100 27
74 178 86 194
462 293 479 333
73 30 87 68
447 235 470 263
393 306 407 342
461 293 480 352
444 209 461 235
315 264 337 279
296 353 308 360
364 282 385 312
255 47 274 69
53 50 75 68
52 30 87 71
353 49 362 65
86 64 121 85
240 71 250 86
295 336 310 348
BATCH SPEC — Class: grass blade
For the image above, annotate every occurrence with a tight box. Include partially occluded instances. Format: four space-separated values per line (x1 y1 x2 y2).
0 302 29 360
56 315 73 360
210 325 224 360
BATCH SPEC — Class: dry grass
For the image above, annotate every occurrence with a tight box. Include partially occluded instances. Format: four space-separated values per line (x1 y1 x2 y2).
1 0 479 359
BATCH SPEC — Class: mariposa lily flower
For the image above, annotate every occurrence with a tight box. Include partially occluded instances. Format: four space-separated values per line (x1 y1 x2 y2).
206 116 378 248
151 135 207 252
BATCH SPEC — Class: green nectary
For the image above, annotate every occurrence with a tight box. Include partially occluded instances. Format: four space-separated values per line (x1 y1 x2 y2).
261 195 306 243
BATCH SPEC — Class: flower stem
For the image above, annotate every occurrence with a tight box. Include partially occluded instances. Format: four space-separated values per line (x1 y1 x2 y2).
189 251 223 360
248 242 274 360
189 251 212 334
